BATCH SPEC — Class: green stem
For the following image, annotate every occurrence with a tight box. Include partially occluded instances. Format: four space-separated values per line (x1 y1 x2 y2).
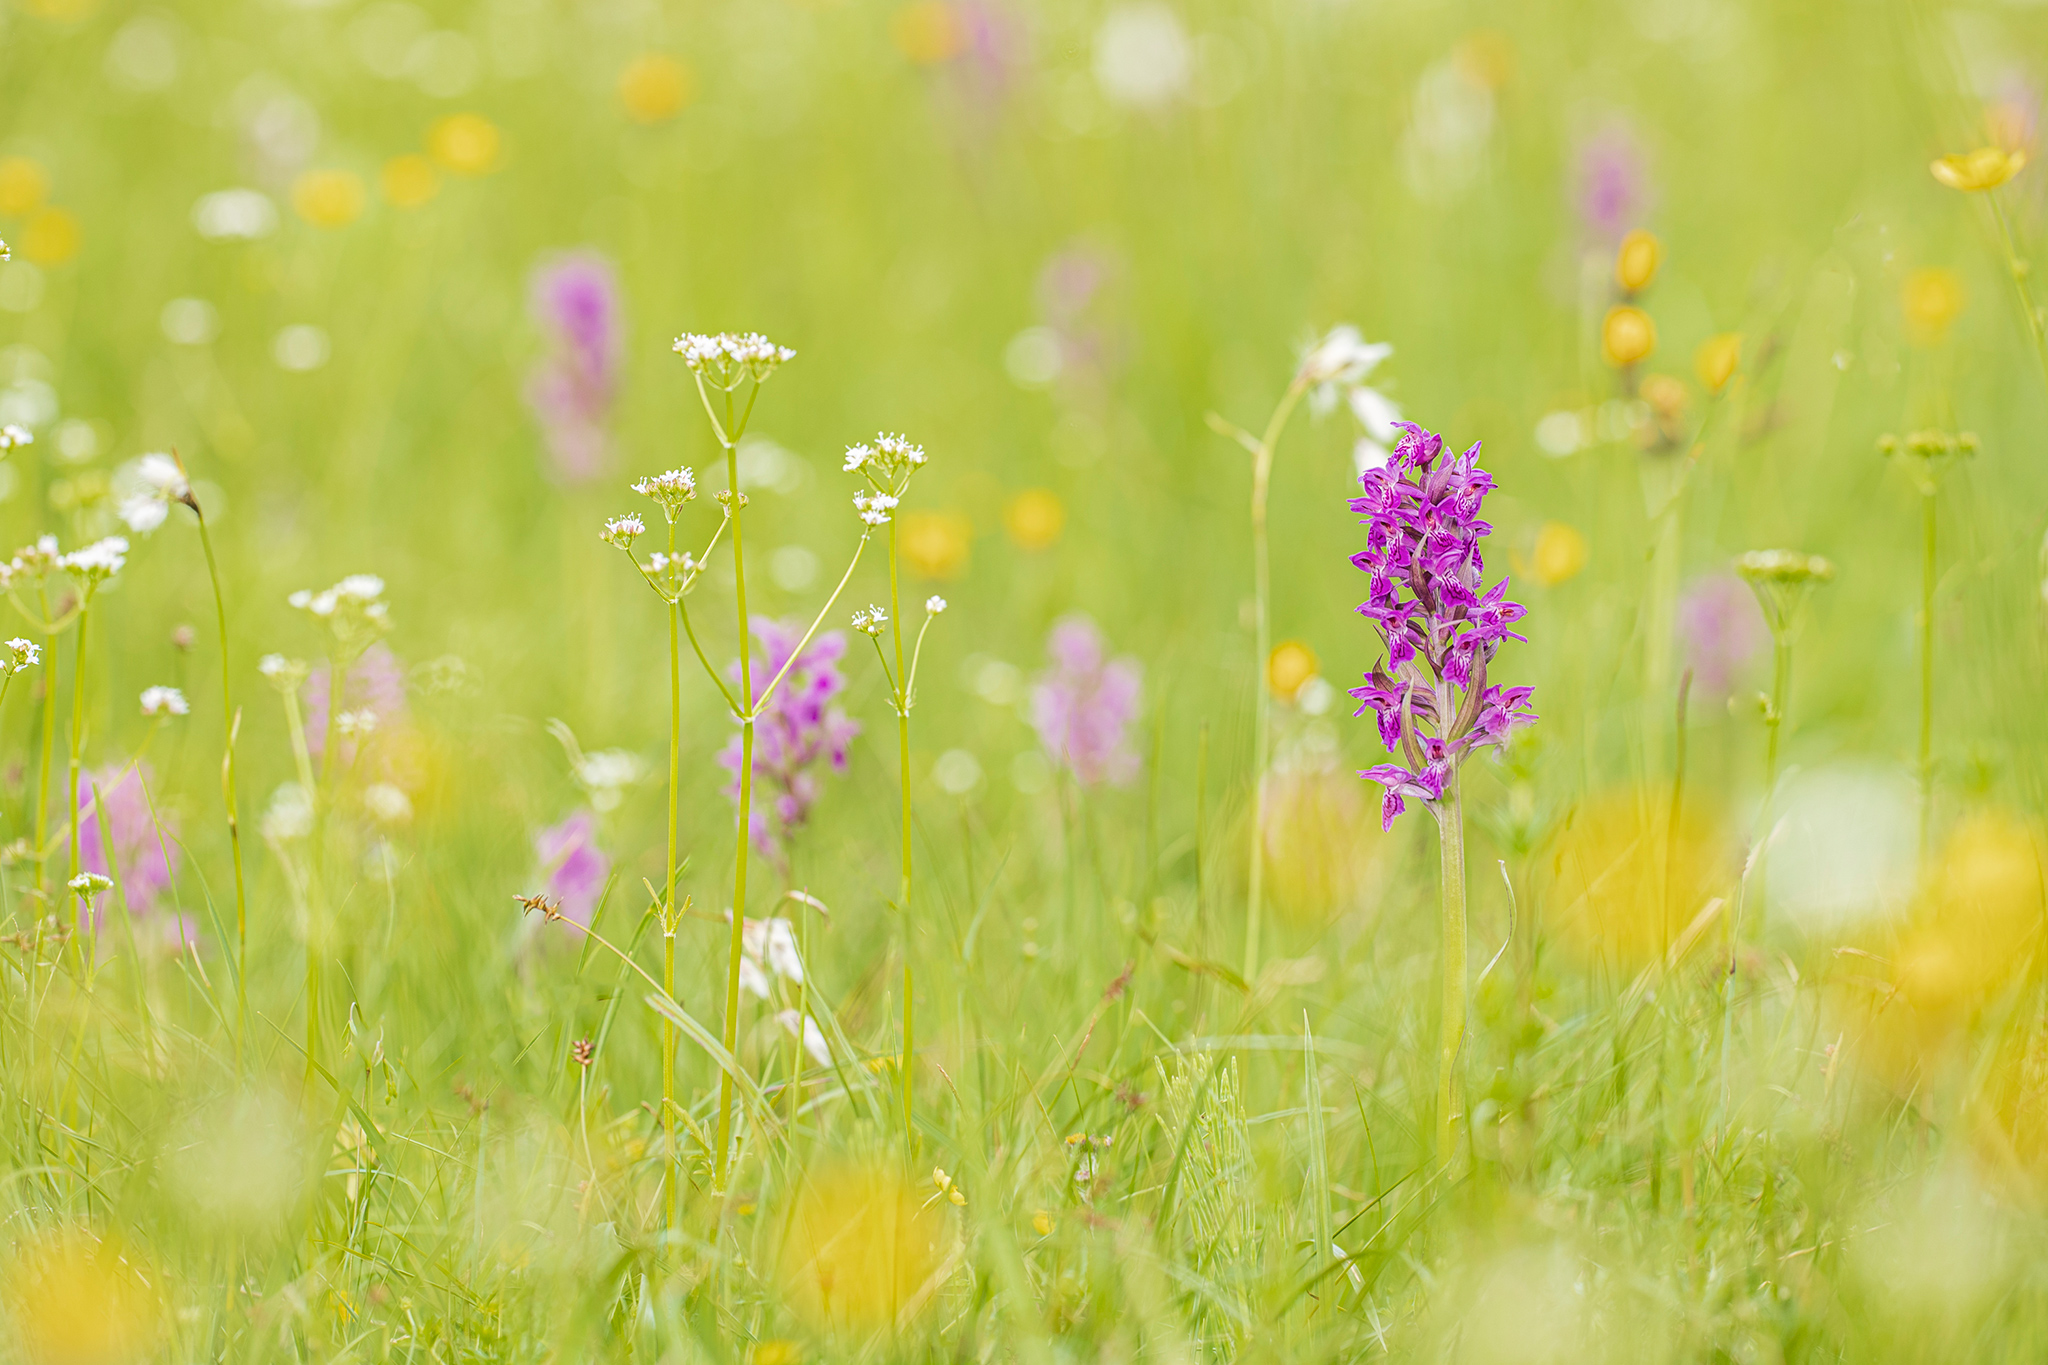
34 598 55 901
1918 486 1936 864
663 515 681 1233
1435 768 1467 1171
1986 190 2048 397
66 606 86 892
716 403 755 1190
889 519 914 1160
1757 631 1791 941
195 511 250 1064
1244 379 1308 987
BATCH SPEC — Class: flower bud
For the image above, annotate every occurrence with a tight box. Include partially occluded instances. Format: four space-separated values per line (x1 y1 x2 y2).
1694 332 1742 393
1600 306 1657 368
1614 228 1663 293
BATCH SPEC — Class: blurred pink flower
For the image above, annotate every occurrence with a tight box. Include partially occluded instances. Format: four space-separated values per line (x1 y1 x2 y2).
1678 572 1767 696
1575 123 1650 243
526 251 622 485
303 643 406 762
535 810 608 933
1031 614 1143 786
77 762 181 931
719 618 859 867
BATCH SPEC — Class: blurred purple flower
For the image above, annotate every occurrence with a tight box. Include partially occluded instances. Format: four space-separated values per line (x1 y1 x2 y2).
719 619 860 867
1575 124 1649 242
952 1 1027 107
1678 572 1767 696
77 762 181 932
526 251 622 485
303 643 407 762
1030 614 1143 787
536 810 608 933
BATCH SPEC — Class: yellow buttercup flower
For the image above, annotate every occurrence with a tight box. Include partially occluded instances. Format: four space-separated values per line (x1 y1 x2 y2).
429 114 502 176
1266 640 1318 700
619 54 694 124
17 207 79 265
292 170 365 228
1694 332 1741 393
1003 488 1064 550
1901 267 1964 345
0 156 49 216
1930 146 2026 192
891 2 965 65
381 155 439 209
900 510 972 579
1614 228 1662 294
1600 305 1656 367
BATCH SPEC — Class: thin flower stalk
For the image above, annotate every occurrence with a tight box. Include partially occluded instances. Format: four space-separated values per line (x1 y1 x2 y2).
1346 422 1536 1169
186 472 251 1060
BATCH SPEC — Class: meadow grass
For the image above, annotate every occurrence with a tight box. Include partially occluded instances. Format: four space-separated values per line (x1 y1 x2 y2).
5 1 2048 1361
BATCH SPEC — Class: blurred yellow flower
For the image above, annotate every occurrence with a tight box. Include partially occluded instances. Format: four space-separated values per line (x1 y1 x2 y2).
1600 305 1656 368
1003 488 1064 550
380 155 440 209
900 510 972 579
17 208 79 266
892 2 965 65
20 0 96 19
1930 146 2026 192
1262 768 1380 923
619 54 695 124
292 170 365 228
1901 267 1965 345
1032 1209 1055 1235
779 1163 947 1333
1266 640 1318 700
1545 792 1729 968
1453 29 1516 91
1639 372 1688 422
1614 228 1662 294
752 1342 803 1365
2 1230 162 1365
429 114 502 176
1522 521 1587 587
1693 332 1741 393
0 156 49 216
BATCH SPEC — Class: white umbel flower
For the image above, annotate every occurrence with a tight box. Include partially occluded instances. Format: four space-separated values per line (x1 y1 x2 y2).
139 685 189 718
925 596 947 615
631 468 698 521
4 638 39 674
600 514 646 549
0 424 31 452
851 605 889 637
62 537 129 586
671 331 795 389
115 452 193 534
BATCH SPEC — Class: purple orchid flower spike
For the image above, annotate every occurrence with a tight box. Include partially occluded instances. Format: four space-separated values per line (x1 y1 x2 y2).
1346 421 1537 828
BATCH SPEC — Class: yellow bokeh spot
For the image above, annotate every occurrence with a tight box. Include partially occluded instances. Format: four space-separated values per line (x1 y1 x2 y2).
292 170 365 228
1544 792 1728 968
899 509 972 579
1525 521 1587 587
20 0 97 20
1639 372 1688 422
1032 1209 1055 1236
1931 146 2026 192
429 114 502 176
619 54 695 124
1928 811 2045 989
1614 228 1662 294
891 2 965 65
1693 332 1741 393
1266 640 1318 700
1600 305 1656 368
1453 29 1516 91
1902 267 1965 345
1003 488 1064 550
19 208 79 266
752 1341 803 1365
380 155 440 209
1262 769 1379 923
779 1164 947 1334
0 156 50 217
2 1230 162 1365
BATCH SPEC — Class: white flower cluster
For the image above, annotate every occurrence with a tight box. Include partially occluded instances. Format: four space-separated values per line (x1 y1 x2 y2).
335 709 378 740
289 574 390 644
8 535 62 579
139 685 189 718
842 432 929 478
115 453 193 534
68 872 112 899
671 331 795 389
852 491 899 526
733 913 804 999
0 425 31 452
62 537 130 586
262 783 314 842
600 514 645 549
631 467 698 520
4 638 39 674
257 654 310 690
925 596 947 615
851 604 889 637
1733 549 1836 586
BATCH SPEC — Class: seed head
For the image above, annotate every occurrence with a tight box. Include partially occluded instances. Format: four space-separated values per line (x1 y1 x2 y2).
571 1037 596 1067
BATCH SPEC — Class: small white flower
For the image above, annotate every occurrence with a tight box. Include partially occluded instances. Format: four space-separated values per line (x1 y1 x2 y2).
5 638 39 674
0 424 31 452
925 595 947 615
115 452 193 534
573 748 646 813
851 605 889 637
335 574 384 602
874 432 927 468
1299 326 1393 415
61 537 130 585
775 1009 832 1066
258 654 309 690
364 783 412 825
852 492 900 526
671 331 795 388
631 468 698 519
335 708 378 739
842 443 874 473
68 872 113 899
139 685 189 718
600 514 646 549
261 783 315 842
